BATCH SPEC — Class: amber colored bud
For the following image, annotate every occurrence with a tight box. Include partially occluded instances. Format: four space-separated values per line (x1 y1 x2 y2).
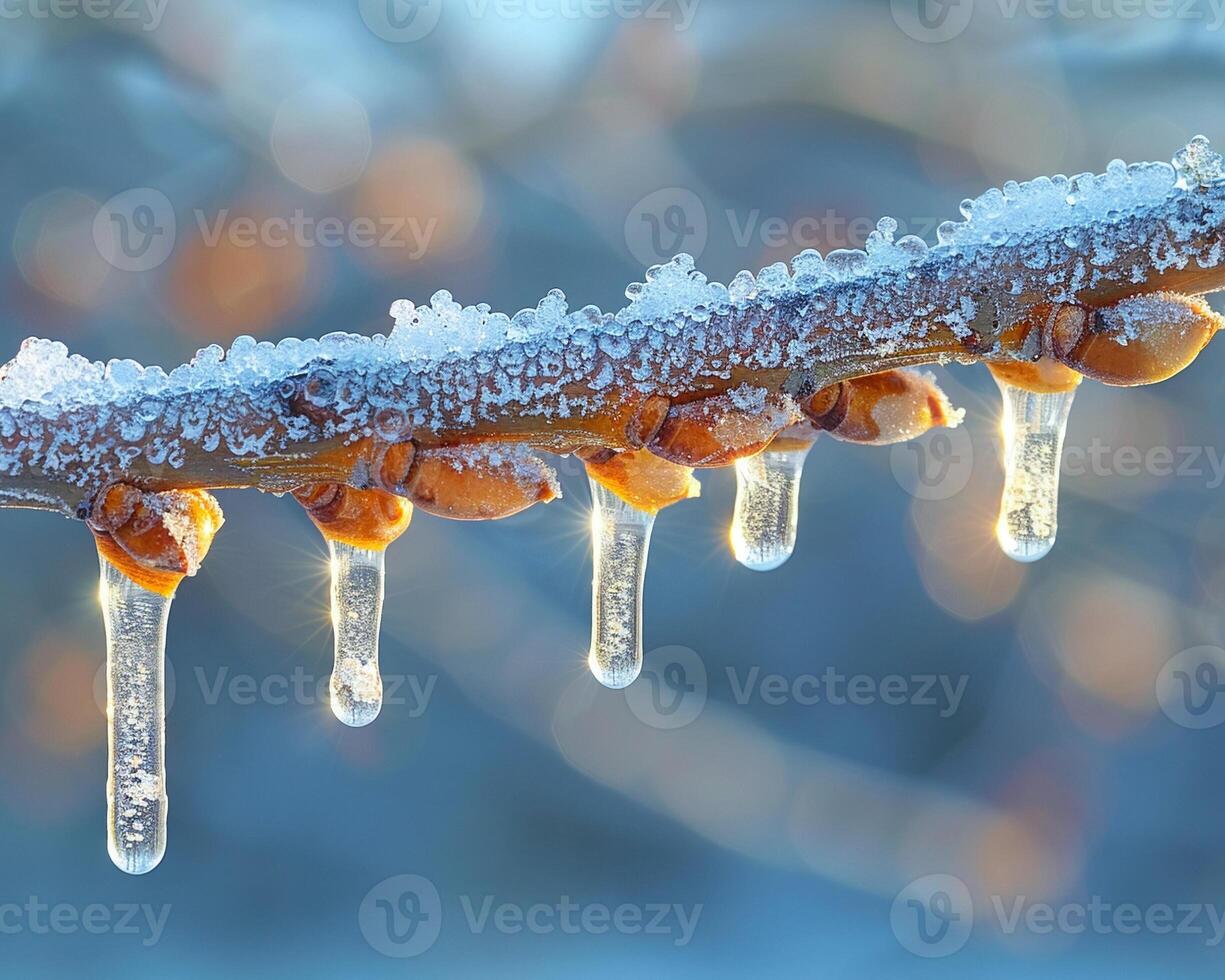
1053 291 1222 386
294 484 411 550
87 483 142 533
94 535 184 597
583 448 700 514
812 369 961 446
648 391 797 467
90 486 224 596
987 358 1083 394
403 445 560 520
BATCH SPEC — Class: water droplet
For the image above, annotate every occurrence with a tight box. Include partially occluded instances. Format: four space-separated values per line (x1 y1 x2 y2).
587 478 654 689
328 540 385 727
99 558 170 874
730 446 811 571
994 379 1076 562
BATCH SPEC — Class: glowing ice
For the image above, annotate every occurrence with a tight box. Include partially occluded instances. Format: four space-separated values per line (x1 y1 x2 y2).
995 379 1076 562
99 557 170 875
731 447 811 571
328 540 385 727
587 478 654 689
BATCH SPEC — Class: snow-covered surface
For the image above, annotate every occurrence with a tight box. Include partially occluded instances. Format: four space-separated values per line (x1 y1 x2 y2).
1 138 1223 498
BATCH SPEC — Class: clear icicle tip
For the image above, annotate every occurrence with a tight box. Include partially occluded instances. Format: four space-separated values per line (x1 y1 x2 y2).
99 557 170 875
587 478 655 689
328 540 386 727
995 379 1076 563
731 447 811 571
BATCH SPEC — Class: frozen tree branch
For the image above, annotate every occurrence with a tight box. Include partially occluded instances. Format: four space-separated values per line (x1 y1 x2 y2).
0 137 1223 523
16 136 1225 874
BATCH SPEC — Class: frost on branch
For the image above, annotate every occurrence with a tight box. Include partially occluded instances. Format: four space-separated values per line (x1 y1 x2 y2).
1 138 1224 516
3 139 1225 872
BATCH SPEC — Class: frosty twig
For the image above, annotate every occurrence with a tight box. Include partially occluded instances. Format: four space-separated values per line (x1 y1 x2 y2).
7 138 1225 871
1 139 1223 521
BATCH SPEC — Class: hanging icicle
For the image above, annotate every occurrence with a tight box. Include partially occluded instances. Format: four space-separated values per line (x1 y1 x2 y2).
587 478 655 689
88 485 222 873
990 364 1079 562
581 449 699 688
294 482 412 728
328 540 387 727
731 442 812 571
99 556 171 875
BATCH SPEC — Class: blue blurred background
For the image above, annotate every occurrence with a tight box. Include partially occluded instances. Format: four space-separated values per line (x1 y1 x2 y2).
4 0 1225 974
